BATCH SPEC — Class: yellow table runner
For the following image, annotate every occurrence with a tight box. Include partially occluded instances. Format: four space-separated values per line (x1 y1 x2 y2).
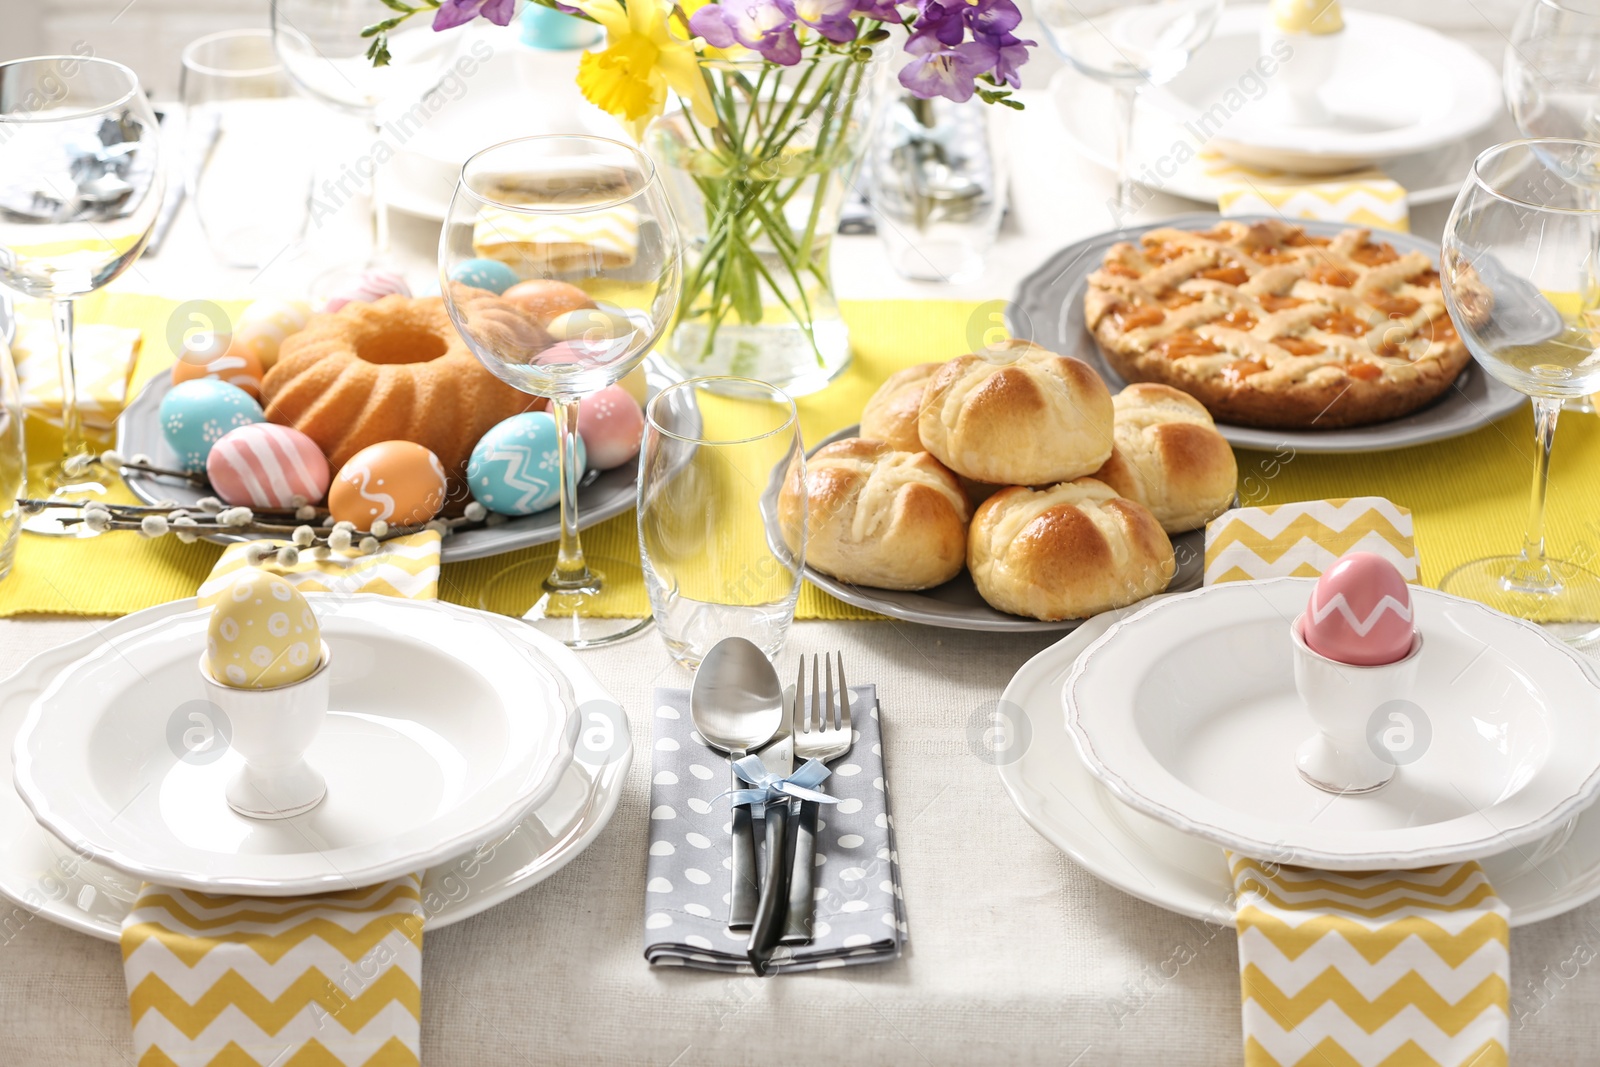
2 295 1599 620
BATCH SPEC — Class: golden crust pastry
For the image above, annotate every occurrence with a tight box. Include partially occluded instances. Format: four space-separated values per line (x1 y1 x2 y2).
1083 220 1470 429
968 478 1175 620
780 438 970 591
860 362 941 452
918 340 1114 485
1092 384 1238 534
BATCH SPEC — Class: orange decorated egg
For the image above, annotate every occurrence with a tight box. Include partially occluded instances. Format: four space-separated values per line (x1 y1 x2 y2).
171 343 265 400
328 441 448 528
503 279 596 324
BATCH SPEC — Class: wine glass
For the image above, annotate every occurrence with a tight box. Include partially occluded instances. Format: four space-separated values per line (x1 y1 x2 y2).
0 56 163 534
441 135 681 648
1033 0 1223 211
270 0 461 265
1439 138 1600 646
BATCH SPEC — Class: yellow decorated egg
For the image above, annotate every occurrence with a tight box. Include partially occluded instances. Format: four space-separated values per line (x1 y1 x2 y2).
234 298 313 370
329 441 448 527
545 307 635 344
206 569 322 689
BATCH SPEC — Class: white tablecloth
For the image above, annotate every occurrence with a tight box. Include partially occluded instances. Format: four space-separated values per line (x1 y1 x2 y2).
3 64 1596 1066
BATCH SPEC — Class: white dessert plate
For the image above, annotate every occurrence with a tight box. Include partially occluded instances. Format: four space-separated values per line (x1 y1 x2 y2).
12 596 585 896
1136 6 1501 173
1064 578 1600 871
796 425 1206 633
998 608 1600 926
0 597 630 941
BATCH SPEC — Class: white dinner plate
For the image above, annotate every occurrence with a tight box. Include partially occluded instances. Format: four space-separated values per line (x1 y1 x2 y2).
0 597 630 941
997 608 1600 927
1064 579 1600 871
1138 6 1501 174
13 596 585 895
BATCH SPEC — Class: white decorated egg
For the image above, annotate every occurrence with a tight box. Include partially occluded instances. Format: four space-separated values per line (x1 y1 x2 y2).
160 380 264 473
234 298 312 370
328 441 448 527
207 424 331 508
468 412 585 516
576 385 644 471
322 270 410 313
206 568 322 689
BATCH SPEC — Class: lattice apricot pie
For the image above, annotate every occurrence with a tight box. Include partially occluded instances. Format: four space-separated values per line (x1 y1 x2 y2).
1083 220 1470 430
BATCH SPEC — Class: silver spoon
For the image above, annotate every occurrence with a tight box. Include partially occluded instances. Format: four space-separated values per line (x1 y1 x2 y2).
690 637 782 932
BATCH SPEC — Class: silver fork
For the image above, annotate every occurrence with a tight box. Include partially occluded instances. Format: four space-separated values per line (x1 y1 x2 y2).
782 652 854 943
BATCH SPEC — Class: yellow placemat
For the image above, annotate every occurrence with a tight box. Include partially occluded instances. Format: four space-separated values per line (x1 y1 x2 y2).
3 296 1600 621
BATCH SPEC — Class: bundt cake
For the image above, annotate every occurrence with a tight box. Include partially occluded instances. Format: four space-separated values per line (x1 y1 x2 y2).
261 294 540 485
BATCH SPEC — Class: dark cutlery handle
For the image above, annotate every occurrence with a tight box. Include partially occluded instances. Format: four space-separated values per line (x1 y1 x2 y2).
747 800 793 975
728 760 758 930
780 800 817 943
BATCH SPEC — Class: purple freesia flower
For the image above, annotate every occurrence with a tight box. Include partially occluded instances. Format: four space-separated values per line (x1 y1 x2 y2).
432 0 516 31
905 1 966 52
897 41 989 102
978 30 1033 89
690 0 803 65
968 0 1021 36
852 0 901 19
790 0 858 43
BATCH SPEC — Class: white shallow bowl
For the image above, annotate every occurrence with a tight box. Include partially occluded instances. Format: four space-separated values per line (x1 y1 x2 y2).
1063 579 1600 870
12 596 581 895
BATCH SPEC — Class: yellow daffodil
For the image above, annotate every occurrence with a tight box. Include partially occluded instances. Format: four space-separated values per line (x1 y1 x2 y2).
574 0 719 137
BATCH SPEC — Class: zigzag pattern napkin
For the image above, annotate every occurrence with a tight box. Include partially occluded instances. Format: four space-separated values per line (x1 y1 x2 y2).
196 531 442 605
1205 152 1410 233
1205 497 1416 587
473 204 640 272
1231 856 1508 1067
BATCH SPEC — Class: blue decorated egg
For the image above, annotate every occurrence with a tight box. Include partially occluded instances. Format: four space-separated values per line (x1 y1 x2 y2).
449 258 519 295
160 380 264 473
468 412 586 516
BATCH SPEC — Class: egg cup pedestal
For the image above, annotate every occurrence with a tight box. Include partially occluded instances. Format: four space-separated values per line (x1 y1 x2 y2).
1261 27 1342 127
199 641 331 820
1291 618 1421 795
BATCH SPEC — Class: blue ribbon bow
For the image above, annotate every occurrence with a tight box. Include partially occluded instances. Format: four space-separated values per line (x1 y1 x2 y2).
723 755 840 819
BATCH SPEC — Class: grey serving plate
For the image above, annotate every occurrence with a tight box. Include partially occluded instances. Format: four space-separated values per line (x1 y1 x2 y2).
1008 212 1526 454
117 368 693 563
798 426 1204 634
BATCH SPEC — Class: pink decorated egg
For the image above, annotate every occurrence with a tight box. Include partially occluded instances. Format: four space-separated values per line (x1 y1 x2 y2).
172 344 265 400
329 441 447 527
1302 552 1415 666
207 424 331 508
322 270 411 313
576 385 645 471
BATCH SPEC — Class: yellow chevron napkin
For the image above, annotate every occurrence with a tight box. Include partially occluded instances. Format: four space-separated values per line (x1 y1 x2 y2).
1231 856 1509 1067
1205 497 1417 587
196 531 442 604
472 203 640 273
1205 152 1410 233
8 310 141 430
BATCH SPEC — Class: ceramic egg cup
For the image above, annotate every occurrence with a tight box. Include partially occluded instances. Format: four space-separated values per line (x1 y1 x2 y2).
1261 26 1343 128
1290 616 1421 795
199 640 332 820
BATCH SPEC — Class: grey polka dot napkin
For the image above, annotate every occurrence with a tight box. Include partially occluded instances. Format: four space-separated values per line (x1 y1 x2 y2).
643 685 907 974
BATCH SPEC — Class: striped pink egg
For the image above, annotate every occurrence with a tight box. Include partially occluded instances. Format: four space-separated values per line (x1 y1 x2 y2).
322 270 411 313
206 424 332 508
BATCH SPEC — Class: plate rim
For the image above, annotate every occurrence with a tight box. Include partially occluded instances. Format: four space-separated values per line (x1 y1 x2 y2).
1009 212 1528 454
10 595 587 895
1062 577 1600 869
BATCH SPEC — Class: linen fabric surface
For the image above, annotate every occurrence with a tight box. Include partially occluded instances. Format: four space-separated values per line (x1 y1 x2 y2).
643 684 906 973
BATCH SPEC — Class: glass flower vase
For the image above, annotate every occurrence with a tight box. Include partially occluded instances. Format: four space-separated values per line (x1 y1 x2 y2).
646 51 885 396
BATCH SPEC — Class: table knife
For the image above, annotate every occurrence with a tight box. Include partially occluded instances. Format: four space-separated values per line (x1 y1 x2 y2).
746 696 794 974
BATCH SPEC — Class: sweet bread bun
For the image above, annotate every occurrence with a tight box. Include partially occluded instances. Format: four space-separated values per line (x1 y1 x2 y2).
780 438 970 591
968 478 1174 620
918 340 1114 485
1092 383 1237 534
860 362 941 452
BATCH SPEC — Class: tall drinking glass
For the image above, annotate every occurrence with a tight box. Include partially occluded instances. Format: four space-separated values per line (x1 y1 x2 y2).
271 0 460 264
0 56 163 532
181 29 315 268
1439 138 1600 645
1033 0 1223 211
441 135 681 648
639 378 804 669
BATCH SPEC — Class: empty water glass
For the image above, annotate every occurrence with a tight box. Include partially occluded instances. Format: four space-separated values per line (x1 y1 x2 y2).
0 341 23 579
180 29 315 267
639 378 804 669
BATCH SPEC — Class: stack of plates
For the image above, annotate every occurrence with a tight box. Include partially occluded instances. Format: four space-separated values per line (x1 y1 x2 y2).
0 596 630 938
998 579 1600 924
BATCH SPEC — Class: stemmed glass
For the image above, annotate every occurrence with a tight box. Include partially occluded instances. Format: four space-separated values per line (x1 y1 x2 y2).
270 0 461 265
0 56 163 534
1033 0 1224 211
441 135 681 648
1439 138 1600 645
